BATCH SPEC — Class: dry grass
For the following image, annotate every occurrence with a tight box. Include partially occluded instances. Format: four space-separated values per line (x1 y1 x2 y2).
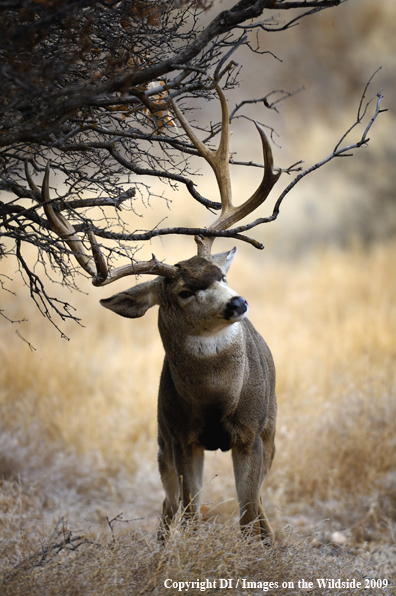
1 240 396 594
0 522 373 596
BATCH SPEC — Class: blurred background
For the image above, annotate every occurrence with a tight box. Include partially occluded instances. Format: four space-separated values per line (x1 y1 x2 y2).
1 0 395 577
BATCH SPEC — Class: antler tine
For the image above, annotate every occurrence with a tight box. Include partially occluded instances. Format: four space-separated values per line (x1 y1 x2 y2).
210 122 281 233
27 161 177 287
25 160 40 195
39 161 100 278
215 84 231 167
171 84 232 211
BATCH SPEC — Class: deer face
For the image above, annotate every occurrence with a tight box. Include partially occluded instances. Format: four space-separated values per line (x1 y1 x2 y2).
100 248 248 337
162 252 248 336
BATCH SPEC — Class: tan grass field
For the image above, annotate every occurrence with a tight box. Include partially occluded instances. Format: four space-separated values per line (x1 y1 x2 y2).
1 1 395 592
0 239 395 594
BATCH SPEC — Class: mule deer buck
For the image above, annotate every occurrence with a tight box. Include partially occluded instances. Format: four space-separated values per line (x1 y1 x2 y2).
26 84 280 542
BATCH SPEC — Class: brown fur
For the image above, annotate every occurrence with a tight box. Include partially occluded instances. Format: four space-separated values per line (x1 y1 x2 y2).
100 249 276 542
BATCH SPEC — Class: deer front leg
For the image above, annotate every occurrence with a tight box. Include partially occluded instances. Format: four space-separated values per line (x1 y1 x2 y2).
158 433 180 539
173 441 204 523
232 436 274 544
157 437 204 538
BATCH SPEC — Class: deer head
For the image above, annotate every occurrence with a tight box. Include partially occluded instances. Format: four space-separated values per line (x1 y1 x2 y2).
99 247 250 347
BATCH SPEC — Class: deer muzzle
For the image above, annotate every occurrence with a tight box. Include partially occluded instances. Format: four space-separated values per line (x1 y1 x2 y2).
224 296 248 322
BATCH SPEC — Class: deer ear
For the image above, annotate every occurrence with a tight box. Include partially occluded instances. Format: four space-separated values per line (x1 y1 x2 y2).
100 278 162 319
210 247 237 275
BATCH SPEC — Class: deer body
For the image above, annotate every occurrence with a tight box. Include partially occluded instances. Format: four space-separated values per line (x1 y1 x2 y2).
101 249 277 541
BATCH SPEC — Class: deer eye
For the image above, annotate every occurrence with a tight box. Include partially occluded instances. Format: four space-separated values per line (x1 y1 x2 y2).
222 276 227 282
178 290 195 299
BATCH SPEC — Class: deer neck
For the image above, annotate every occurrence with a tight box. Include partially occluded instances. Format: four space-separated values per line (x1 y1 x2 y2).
158 309 244 359
184 323 242 357
159 318 246 408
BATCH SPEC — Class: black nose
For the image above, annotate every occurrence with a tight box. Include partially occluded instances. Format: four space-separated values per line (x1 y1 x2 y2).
224 296 248 320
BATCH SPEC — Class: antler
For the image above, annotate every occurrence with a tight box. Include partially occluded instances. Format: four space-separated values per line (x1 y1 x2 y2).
171 84 282 257
25 161 177 286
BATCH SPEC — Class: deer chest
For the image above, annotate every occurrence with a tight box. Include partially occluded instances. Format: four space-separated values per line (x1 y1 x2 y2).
198 407 232 452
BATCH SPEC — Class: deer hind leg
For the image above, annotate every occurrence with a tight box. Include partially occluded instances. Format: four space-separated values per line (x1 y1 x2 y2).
232 434 274 544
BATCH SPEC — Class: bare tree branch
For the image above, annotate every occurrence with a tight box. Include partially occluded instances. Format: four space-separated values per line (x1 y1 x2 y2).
226 85 385 232
0 0 383 333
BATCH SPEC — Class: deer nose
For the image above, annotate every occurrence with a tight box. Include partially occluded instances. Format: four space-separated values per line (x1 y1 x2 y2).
224 296 248 321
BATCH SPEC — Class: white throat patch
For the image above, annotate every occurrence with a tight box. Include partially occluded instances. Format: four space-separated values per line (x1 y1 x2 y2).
185 324 241 357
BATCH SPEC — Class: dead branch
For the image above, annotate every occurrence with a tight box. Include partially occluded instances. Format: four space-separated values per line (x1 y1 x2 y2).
0 0 380 333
